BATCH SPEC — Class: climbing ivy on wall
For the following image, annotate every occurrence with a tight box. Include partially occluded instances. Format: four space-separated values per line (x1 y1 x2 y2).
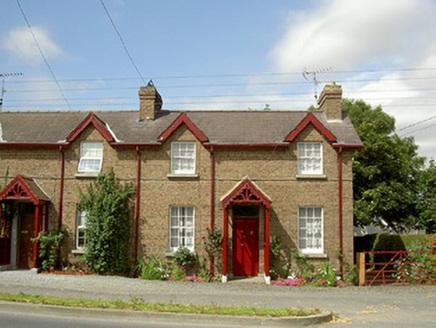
78 168 135 274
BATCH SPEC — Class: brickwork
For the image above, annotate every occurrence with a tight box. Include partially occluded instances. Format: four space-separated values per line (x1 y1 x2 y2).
0 110 356 274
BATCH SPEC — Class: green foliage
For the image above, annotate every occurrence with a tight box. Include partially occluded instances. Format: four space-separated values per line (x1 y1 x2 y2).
289 248 315 279
202 226 223 256
0 167 12 237
269 235 281 279
417 160 436 233
78 168 135 274
343 99 425 230
173 246 196 270
136 257 169 280
356 233 433 252
314 262 337 286
32 228 65 271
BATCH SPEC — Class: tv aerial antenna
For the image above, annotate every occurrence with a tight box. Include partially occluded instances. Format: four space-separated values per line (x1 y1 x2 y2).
302 67 331 100
0 72 23 111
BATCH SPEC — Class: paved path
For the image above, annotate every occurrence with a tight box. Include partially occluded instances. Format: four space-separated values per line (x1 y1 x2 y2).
0 270 435 327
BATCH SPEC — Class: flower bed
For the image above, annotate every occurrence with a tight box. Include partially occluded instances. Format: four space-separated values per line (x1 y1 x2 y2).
271 276 345 287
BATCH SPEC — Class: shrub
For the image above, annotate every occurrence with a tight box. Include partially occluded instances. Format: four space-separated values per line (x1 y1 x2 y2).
32 228 65 271
173 246 196 270
136 257 168 280
202 226 223 256
78 168 135 274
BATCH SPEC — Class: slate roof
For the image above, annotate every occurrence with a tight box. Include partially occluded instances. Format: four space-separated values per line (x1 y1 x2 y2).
0 109 362 147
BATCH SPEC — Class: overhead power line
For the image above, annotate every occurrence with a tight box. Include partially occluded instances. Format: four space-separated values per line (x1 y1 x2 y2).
15 0 72 110
397 114 436 132
6 67 436 84
100 0 145 85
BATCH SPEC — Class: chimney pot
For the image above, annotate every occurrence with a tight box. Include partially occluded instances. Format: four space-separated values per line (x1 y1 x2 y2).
318 82 343 121
138 85 162 121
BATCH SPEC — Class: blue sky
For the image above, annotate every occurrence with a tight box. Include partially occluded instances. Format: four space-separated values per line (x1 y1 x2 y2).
1 0 435 159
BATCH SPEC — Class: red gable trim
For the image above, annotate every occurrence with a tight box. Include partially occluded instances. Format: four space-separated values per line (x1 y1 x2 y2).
66 113 114 143
157 113 209 143
221 178 271 209
0 175 45 205
285 112 337 143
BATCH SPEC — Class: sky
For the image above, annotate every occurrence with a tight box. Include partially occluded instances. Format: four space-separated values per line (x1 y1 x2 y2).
1 0 435 160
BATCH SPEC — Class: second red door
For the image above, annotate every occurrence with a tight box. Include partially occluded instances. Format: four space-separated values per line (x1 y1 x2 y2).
233 217 259 276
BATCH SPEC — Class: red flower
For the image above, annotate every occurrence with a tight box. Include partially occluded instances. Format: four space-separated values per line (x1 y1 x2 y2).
202 236 205 239
206 227 210 231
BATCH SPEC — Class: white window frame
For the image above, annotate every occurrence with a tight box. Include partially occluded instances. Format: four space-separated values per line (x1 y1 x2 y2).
169 206 195 252
78 141 103 173
171 142 196 175
76 210 88 249
298 207 324 254
297 142 323 175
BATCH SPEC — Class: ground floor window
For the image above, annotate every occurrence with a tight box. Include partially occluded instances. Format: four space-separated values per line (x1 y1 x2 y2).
169 206 194 252
298 207 323 254
76 211 88 249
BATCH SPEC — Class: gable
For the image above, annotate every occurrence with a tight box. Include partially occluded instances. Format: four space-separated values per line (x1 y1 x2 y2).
285 112 336 143
157 113 209 144
66 113 114 143
0 175 49 205
221 178 271 209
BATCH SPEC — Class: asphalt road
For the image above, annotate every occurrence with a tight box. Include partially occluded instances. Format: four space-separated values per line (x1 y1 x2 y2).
0 310 249 328
0 270 435 327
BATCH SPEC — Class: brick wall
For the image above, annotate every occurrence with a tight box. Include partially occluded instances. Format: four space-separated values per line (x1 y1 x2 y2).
0 120 355 273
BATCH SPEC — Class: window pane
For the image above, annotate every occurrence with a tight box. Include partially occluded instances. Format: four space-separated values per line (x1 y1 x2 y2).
79 142 103 172
298 142 322 174
169 206 195 251
77 211 88 249
171 142 196 174
298 207 323 254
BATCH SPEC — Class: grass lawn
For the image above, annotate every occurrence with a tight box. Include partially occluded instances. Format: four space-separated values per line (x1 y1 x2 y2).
0 292 320 317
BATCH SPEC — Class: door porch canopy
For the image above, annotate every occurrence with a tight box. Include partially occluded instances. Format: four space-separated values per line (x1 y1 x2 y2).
0 175 50 268
220 178 272 281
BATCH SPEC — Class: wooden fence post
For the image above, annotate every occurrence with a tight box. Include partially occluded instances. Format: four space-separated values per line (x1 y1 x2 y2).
356 252 366 286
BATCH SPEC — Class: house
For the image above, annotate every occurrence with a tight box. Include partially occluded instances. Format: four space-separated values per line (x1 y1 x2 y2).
0 82 362 282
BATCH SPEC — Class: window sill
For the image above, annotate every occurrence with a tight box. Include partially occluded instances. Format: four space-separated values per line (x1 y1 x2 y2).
296 174 327 180
300 253 328 259
75 172 100 178
72 249 86 255
167 174 199 179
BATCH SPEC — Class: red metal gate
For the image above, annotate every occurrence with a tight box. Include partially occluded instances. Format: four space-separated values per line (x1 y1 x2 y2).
362 250 436 286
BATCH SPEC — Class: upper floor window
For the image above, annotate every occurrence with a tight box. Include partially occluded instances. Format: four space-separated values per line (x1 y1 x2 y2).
171 142 196 175
169 205 194 252
78 141 103 173
76 210 88 249
298 142 322 175
298 207 323 254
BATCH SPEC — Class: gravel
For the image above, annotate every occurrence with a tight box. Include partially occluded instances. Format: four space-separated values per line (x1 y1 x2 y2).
0 270 435 327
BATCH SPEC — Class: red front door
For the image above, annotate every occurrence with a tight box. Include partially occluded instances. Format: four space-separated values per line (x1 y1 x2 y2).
233 217 259 276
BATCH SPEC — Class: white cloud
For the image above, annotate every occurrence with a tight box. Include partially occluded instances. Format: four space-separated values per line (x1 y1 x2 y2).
3 26 64 66
269 0 436 160
271 0 436 72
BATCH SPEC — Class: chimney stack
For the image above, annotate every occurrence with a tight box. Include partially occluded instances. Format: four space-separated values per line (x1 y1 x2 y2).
318 82 343 121
138 81 162 121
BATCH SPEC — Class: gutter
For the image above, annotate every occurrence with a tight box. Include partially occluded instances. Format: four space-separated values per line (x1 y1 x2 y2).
338 146 343 277
134 147 141 264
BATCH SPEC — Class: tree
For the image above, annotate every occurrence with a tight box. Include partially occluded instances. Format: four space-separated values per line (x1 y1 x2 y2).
417 160 436 233
78 168 135 274
343 99 425 231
